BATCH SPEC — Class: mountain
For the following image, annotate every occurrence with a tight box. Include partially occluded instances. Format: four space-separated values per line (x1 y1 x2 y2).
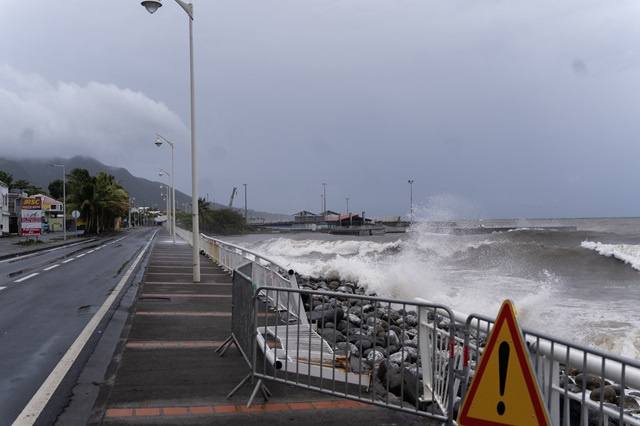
0 156 291 221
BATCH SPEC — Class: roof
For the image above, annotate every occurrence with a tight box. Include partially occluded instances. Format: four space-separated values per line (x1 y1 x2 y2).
293 210 319 216
325 214 364 222
34 194 63 206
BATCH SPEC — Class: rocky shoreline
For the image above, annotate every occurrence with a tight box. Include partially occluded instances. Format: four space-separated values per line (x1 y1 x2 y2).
297 275 640 421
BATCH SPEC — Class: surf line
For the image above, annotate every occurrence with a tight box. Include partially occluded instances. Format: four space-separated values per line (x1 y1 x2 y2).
12 230 158 426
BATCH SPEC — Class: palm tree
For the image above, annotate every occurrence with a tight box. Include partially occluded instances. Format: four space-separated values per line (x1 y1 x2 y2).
14 179 31 193
67 169 130 234
94 172 129 231
67 169 97 233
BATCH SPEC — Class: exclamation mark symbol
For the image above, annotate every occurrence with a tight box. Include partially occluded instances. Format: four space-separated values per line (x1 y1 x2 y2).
497 341 510 416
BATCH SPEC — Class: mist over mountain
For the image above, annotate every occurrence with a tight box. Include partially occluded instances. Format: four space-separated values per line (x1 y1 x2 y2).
0 156 290 221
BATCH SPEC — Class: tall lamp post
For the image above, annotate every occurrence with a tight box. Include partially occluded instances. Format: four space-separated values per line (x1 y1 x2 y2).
159 168 174 240
155 135 176 244
243 183 248 222
142 0 200 282
408 179 414 224
161 185 169 227
322 183 327 219
345 197 350 228
50 164 66 241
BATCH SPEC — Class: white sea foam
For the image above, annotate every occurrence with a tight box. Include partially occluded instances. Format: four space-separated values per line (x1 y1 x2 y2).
581 241 640 271
249 237 401 258
230 217 640 359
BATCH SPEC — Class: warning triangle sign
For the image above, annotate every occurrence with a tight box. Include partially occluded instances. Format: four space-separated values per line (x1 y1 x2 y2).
458 300 550 426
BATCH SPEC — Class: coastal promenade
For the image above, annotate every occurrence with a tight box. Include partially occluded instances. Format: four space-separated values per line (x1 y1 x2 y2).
89 230 430 425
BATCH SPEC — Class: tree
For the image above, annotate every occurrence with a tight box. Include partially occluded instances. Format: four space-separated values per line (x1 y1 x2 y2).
14 179 31 193
66 169 129 234
0 171 13 190
48 179 64 200
67 168 96 232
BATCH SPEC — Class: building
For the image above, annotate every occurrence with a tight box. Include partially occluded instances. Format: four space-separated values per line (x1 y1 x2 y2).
0 181 9 235
293 211 324 224
33 194 64 232
325 214 372 227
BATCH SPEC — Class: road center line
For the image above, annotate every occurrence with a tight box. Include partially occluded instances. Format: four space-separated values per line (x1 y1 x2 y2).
0 286 6 291
43 265 60 271
76 254 86 258
62 258 75 264
14 273 39 283
13 230 158 426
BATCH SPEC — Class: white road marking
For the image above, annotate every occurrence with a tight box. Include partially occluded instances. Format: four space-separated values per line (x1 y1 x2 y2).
0 286 6 291
13 230 158 426
43 265 60 271
76 254 86 258
14 273 39 283
87 250 95 254
62 258 75 264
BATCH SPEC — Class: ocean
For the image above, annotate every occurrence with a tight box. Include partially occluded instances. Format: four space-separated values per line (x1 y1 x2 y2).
222 217 640 360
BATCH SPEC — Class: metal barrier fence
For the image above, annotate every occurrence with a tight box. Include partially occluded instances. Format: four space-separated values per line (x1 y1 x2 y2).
458 310 640 425
176 228 309 325
233 285 461 424
176 227 640 424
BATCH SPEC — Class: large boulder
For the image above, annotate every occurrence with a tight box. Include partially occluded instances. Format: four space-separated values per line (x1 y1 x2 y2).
308 308 344 327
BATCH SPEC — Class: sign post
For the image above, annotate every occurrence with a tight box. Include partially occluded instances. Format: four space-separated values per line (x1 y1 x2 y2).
458 300 550 426
72 210 80 237
20 197 42 239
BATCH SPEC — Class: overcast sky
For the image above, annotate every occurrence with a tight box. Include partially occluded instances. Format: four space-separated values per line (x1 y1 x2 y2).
1 0 639 219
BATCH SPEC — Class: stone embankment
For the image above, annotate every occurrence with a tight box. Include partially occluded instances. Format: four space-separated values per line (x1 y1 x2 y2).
298 275 640 421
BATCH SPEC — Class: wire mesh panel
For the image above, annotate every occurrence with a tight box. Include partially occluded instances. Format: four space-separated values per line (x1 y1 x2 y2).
248 286 458 424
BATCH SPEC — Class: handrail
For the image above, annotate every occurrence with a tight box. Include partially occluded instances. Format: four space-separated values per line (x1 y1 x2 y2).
416 297 640 390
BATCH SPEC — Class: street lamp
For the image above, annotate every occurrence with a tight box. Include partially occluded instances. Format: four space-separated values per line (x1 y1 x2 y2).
322 183 327 219
155 135 176 244
243 183 247 222
50 164 66 241
143 0 200 282
408 180 414 224
159 168 174 240
160 185 170 227
345 197 350 228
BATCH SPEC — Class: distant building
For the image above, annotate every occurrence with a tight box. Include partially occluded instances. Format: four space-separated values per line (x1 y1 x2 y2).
293 211 323 223
293 210 341 224
33 194 64 232
325 214 371 227
0 181 8 235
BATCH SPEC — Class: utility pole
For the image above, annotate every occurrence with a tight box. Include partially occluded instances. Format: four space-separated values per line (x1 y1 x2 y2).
345 197 350 228
243 183 248 222
408 180 414 224
322 183 327 219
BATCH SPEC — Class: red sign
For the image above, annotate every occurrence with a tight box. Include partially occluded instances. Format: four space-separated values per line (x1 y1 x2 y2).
21 197 42 209
21 197 43 236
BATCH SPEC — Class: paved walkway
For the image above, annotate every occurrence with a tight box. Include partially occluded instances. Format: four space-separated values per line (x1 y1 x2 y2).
0 231 87 260
91 230 429 425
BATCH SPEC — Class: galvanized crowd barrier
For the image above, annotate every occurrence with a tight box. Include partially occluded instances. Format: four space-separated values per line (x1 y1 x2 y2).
177 227 640 424
228 286 460 424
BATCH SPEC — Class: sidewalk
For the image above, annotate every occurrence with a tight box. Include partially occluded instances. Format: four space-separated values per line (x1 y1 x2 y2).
91 230 428 425
0 231 88 260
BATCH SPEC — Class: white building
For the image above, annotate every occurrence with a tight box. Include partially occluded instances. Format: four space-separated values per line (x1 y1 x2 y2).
0 181 9 235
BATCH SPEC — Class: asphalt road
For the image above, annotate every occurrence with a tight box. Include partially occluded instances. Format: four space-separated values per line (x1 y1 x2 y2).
0 228 157 425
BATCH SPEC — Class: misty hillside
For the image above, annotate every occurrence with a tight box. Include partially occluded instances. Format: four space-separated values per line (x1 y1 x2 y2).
0 156 291 221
